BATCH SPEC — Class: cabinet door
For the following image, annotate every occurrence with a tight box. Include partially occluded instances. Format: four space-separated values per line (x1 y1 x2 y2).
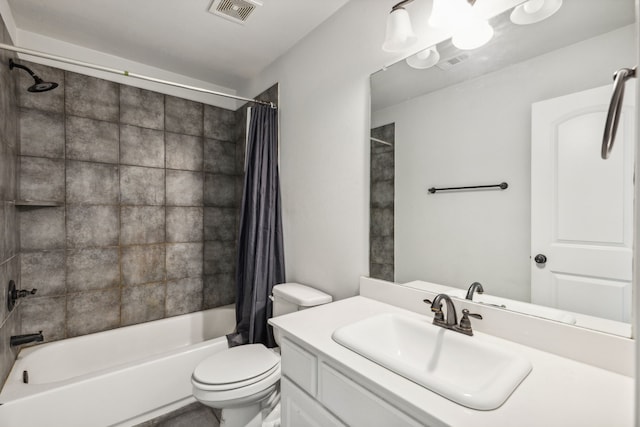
281 377 345 427
319 364 425 427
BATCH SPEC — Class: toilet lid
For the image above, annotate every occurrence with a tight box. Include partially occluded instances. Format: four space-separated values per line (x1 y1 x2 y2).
193 344 280 385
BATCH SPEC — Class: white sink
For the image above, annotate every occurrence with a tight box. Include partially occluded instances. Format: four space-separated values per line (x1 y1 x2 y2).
446 290 577 325
332 313 532 410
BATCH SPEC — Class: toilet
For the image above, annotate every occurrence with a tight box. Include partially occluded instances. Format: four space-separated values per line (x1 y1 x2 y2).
191 283 332 427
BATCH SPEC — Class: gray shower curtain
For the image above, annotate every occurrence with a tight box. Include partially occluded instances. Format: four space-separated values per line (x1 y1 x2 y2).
227 105 285 348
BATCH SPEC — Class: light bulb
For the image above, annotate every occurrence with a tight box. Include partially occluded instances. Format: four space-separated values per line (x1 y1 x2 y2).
452 19 494 50
428 0 472 30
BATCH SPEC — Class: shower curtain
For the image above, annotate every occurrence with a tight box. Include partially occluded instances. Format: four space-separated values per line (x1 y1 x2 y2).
227 105 285 348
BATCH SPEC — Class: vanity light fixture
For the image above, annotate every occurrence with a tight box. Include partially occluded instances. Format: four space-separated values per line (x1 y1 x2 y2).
406 46 440 69
510 0 562 25
383 0 492 54
382 0 418 52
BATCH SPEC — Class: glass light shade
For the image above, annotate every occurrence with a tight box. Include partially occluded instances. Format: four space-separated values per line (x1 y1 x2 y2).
510 0 563 25
428 0 472 29
382 8 417 52
406 46 440 69
452 19 494 50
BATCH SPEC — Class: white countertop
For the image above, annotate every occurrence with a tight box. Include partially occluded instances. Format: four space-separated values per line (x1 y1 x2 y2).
270 296 634 427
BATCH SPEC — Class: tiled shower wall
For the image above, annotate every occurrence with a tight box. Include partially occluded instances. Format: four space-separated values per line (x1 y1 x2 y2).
0 22 20 384
16 58 277 342
370 123 394 282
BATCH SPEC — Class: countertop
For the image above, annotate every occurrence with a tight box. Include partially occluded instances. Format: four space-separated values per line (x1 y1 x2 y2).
269 296 634 427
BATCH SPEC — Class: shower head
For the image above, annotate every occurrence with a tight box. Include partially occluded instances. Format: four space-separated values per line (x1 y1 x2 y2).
9 59 59 92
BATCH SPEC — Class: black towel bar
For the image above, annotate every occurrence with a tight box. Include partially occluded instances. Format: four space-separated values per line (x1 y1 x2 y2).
428 182 508 194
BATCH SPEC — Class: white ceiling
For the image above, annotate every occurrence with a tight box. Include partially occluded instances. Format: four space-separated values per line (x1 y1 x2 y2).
7 0 350 89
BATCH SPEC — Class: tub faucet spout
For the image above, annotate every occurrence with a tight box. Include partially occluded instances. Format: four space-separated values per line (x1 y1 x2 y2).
10 331 43 346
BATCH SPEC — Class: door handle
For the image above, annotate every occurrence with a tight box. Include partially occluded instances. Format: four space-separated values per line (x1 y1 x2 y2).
534 254 547 264
602 66 636 159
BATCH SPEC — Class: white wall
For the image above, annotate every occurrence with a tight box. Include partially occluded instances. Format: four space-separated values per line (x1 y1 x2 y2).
372 25 635 302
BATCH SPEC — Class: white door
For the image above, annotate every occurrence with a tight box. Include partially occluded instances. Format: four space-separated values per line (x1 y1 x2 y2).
531 83 635 322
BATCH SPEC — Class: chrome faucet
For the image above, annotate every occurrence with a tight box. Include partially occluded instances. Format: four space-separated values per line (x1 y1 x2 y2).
465 281 484 300
424 294 483 336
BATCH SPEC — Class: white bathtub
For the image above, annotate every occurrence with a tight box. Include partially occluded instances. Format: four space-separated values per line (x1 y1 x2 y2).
0 305 236 427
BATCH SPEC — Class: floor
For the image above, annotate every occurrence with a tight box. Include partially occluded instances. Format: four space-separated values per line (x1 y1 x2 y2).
134 402 221 427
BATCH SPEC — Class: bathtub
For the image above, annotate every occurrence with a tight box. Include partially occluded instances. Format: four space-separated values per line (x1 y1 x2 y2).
0 305 236 427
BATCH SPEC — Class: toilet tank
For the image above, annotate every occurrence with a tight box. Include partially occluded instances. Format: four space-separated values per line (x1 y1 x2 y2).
272 283 332 317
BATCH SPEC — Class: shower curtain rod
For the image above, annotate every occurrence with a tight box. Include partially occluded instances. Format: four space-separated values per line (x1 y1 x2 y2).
0 43 277 109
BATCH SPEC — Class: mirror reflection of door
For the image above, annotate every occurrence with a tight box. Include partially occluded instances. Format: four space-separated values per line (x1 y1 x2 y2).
531 82 635 323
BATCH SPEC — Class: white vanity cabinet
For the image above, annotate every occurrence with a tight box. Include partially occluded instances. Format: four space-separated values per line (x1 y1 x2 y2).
280 338 426 427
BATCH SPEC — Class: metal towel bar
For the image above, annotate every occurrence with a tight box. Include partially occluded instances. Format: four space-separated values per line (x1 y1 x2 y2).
428 182 508 194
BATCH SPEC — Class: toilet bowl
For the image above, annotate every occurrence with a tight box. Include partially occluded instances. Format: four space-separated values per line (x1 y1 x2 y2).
191 283 332 427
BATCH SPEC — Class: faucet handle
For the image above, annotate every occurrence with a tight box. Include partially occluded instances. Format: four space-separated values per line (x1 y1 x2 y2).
454 309 483 336
424 299 445 322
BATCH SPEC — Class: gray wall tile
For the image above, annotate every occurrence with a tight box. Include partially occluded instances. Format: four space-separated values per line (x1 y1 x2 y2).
120 166 165 205
66 115 119 164
66 205 119 248
204 241 235 275
66 160 119 204
19 156 65 202
121 244 165 285
370 236 394 265
19 109 64 158
166 133 203 171
120 125 165 168
166 277 203 316
204 207 236 241
120 86 164 130
371 151 394 182
166 207 203 243
371 208 394 237
204 174 237 207
66 247 120 292
21 250 66 297
65 72 119 122
165 96 203 136
121 206 165 245
20 207 65 250
121 282 166 326
166 243 203 280
16 61 64 113
370 263 394 282
204 105 235 141
204 139 236 175
370 180 394 208
66 289 120 337
203 274 235 309
20 296 66 342
166 170 203 206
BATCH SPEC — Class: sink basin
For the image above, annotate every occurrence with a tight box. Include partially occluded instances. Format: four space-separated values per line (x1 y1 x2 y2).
446 290 577 325
332 313 532 410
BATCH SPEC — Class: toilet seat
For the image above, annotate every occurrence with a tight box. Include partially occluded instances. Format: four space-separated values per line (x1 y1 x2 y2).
193 344 280 388
192 344 282 407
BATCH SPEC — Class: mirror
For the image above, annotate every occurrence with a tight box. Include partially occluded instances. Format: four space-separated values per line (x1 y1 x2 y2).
370 0 636 336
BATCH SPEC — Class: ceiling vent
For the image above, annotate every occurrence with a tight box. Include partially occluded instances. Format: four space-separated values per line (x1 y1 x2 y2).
208 0 263 25
435 53 470 71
